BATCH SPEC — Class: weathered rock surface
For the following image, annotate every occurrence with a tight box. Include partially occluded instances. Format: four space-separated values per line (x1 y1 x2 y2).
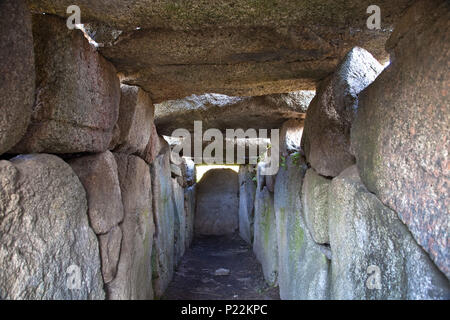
302 47 383 177
0 154 104 299
112 85 154 155
279 119 304 157
302 169 331 244
253 186 278 286
151 142 175 298
106 154 154 300
329 166 449 300
195 169 239 235
172 178 186 265
155 92 313 135
274 155 330 299
139 123 160 164
98 226 122 284
68 151 124 235
351 0 450 278
0 0 34 155
184 185 196 249
238 165 256 244
28 0 411 102
12 14 120 154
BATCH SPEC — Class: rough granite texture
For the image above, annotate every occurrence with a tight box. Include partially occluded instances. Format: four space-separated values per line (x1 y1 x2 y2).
351 0 450 278
0 154 105 300
329 166 449 300
302 47 383 177
172 178 186 266
68 151 124 235
274 155 330 300
238 165 257 244
302 169 331 244
98 226 122 284
106 154 154 300
279 119 304 157
0 0 34 155
155 92 313 135
150 142 175 298
184 185 196 249
253 186 278 286
195 169 239 236
112 85 155 155
25 0 409 102
12 14 120 154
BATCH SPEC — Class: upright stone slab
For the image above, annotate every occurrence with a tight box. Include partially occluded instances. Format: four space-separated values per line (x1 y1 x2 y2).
253 186 278 286
151 143 175 298
184 185 196 249
139 123 160 164
113 85 155 155
329 166 450 300
351 0 450 278
0 0 34 155
279 119 304 157
106 154 154 300
274 155 330 299
195 169 239 236
302 169 331 244
12 14 120 154
98 226 122 284
238 165 256 244
0 154 104 299
302 47 383 177
68 151 124 234
172 178 186 266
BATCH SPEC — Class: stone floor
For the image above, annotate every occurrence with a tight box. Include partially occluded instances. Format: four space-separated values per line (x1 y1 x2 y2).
162 233 280 300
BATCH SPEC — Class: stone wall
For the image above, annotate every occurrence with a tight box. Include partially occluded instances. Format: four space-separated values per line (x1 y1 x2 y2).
195 169 239 236
248 6 450 297
0 8 195 300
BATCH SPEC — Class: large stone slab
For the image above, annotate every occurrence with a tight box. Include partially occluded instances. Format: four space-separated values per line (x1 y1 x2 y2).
253 186 278 286
329 166 449 300
0 154 104 299
0 0 34 155
150 143 175 298
155 92 313 135
98 226 122 284
12 14 120 154
106 154 154 300
279 119 304 157
29 1 412 102
238 165 257 244
351 0 450 278
302 47 383 177
112 85 154 155
184 185 196 249
195 169 239 235
138 123 160 165
274 155 330 299
172 178 186 266
302 169 331 244
68 151 124 235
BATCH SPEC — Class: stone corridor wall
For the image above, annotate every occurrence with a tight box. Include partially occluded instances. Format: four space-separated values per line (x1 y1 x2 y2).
244 1 450 299
0 2 195 300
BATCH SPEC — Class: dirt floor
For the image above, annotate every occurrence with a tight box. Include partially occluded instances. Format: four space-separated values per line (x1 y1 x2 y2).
162 233 280 300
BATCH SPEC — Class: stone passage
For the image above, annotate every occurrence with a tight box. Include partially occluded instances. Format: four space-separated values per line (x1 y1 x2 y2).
0 0 449 301
195 169 239 236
